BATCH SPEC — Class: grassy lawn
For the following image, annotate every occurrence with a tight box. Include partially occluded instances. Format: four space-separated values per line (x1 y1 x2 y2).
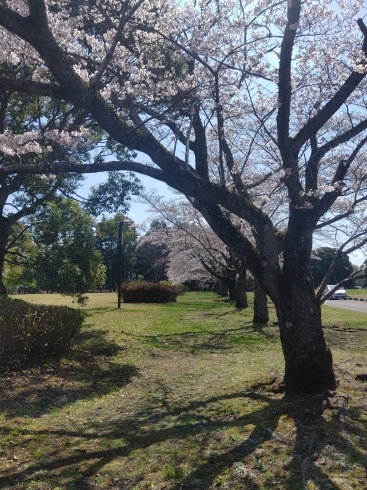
1 292 367 489
346 289 367 299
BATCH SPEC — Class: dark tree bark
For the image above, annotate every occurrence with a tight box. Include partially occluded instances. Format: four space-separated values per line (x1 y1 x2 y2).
253 279 268 323
193 199 336 395
228 279 237 300
0 271 7 295
275 279 335 394
274 213 336 394
235 281 248 308
214 281 228 297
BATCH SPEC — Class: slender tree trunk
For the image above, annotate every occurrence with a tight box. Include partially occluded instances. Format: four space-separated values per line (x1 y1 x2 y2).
228 280 236 300
235 281 248 308
0 273 7 295
214 281 228 297
253 279 268 322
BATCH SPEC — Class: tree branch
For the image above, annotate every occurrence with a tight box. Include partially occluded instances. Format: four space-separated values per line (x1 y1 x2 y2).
319 268 366 304
0 77 71 101
292 19 367 153
318 135 367 216
0 159 166 180
277 0 302 162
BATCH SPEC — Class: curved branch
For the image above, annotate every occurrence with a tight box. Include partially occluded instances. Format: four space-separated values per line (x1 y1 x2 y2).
307 118 367 176
191 198 281 300
0 77 70 100
292 19 367 153
318 135 367 216
0 159 166 180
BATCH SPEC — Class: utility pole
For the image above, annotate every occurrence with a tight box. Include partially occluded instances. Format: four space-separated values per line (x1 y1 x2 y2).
117 222 123 308
117 218 134 309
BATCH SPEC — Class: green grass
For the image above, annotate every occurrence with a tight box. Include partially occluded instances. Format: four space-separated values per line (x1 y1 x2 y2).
0 292 367 489
346 288 367 298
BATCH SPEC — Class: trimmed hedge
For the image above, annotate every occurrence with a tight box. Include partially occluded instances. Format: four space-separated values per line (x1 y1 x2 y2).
0 297 85 371
120 281 178 303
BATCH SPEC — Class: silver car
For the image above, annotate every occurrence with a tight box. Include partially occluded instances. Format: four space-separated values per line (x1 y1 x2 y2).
325 285 347 300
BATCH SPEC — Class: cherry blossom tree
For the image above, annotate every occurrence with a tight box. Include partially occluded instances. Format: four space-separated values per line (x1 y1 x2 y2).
0 88 86 294
139 197 255 309
2 0 367 392
0 86 139 295
135 220 170 283
139 205 234 288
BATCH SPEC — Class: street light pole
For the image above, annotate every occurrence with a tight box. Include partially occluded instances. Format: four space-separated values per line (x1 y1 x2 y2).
117 221 123 309
117 218 134 309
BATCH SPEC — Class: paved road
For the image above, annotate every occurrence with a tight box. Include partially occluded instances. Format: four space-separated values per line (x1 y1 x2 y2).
324 299 367 313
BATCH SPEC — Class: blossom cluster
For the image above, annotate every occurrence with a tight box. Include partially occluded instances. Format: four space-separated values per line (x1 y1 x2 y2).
1 0 367 247
0 128 91 157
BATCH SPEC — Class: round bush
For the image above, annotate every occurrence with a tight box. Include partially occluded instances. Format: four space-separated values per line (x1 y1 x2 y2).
120 281 178 303
0 297 85 371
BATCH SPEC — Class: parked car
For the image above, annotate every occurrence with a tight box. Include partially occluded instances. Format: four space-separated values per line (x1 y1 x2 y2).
354 286 363 289
325 285 347 300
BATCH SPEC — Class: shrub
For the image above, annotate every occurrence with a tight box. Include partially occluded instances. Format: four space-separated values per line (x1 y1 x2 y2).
159 280 186 295
0 297 85 371
120 281 178 303
173 283 187 295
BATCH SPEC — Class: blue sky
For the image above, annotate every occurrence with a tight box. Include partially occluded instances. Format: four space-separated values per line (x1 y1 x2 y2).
80 171 177 224
80 172 365 266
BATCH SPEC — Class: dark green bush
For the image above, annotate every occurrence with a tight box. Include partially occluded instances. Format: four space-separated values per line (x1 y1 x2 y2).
120 281 178 303
0 297 85 371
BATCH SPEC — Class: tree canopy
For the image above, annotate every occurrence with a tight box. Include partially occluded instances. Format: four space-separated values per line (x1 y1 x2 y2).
311 247 354 288
1 0 367 392
32 198 106 304
0 81 142 295
95 212 137 290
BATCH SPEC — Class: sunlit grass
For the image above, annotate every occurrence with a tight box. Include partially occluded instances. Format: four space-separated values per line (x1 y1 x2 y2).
346 288 367 297
1 291 366 489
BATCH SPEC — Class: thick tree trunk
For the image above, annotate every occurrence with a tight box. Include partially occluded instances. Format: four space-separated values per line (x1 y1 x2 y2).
277 218 336 394
191 198 336 395
253 279 268 323
276 291 335 394
235 281 248 308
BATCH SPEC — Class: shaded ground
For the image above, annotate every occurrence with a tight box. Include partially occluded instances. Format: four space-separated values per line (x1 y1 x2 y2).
0 292 366 489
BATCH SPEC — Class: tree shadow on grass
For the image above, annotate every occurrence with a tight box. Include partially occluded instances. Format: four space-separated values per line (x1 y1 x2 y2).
171 390 367 490
281 394 367 490
251 321 279 341
84 306 117 315
72 328 122 358
1 383 364 490
0 328 139 419
136 323 278 353
324 326 367 353
0 389 285 489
